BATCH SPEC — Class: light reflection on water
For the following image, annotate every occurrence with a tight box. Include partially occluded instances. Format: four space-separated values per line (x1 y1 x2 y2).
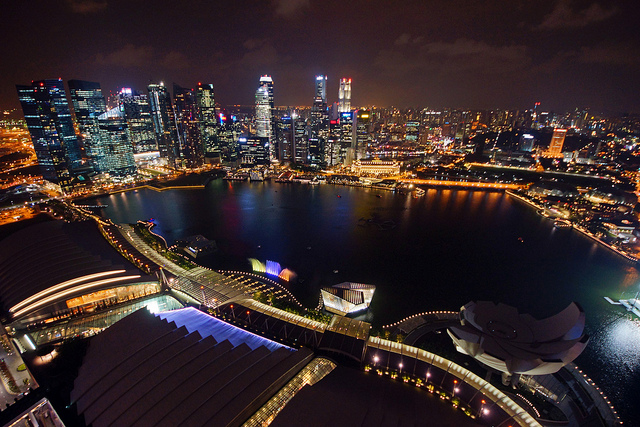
91 182 640 423
582 312 640 419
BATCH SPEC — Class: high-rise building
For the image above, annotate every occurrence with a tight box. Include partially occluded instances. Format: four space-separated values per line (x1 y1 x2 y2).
239 136 269 165
96 107 137 176
255 76 274 160
148 82 179 166
16 79 84 190
314 75 327 105
355 109 371 160
217 112 240 163
173 83 203 168
68 80 107 171
335 111 355 165
293 114 308 164
324 119 341 166
547 128 567 157
196 83 219 163
275 116 293 163
310 75 329 166
338 78 352 113
118 88 157 154
405 121 420 143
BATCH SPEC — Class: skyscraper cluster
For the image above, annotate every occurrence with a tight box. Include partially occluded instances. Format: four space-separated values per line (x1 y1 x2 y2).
16 73 375 191
246 74 367 168
16 78 223 191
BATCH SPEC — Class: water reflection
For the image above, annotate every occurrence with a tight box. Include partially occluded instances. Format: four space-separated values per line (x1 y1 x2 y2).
89 182 640 422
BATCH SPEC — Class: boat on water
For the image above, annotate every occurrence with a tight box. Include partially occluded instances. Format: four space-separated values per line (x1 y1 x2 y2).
554 219 572 229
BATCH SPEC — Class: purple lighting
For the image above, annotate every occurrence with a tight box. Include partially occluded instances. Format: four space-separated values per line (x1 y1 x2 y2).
266 260 281 276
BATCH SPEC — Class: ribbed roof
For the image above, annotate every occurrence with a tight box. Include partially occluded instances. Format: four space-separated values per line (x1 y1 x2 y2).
72 307 312 427
0 220 154 318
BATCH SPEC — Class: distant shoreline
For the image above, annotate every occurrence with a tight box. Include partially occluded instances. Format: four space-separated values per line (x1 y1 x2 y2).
506 189 638 264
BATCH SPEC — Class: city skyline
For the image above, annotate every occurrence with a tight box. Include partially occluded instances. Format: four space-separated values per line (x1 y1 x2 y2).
1 0 640 114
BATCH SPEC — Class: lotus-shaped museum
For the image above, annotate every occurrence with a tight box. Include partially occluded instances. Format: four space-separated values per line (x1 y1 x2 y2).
448 301 588 376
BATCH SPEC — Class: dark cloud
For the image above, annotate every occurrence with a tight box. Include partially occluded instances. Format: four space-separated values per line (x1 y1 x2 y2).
537 0 617 30
273 0 309 17
94 44 154 68
162 51 190 70
579 43 640 66
66 0 107 14
376 39 530 75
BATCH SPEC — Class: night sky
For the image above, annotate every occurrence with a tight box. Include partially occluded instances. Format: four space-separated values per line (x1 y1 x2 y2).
1 0 639 113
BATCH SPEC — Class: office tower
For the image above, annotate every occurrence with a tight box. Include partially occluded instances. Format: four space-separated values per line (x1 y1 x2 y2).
239 136 269 165
405 121 420 143
68 80 107 170
148 82 179 166
276 116 293 163
338 78 352 113
310 75 328 166
314 75 327 106
96 107 137 176
118 88 157 154
173 83 203 168
548 128 567 157
355 109 371 160
255 76 274 160
293 114 308 164
340 111 354 165
324 119 341 166
16 79 84 190
217 112 240 163
196 83 219 163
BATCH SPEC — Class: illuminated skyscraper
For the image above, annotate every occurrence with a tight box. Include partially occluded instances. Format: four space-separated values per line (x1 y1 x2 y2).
354 109 371 160
547 128 567 157
293 113 308 164
96 107 137 176
68 80 106 170
148 82 179 166
314 75 327 105
173 83 203 168
405 121 420 143
338 78 351 113
255 75 274 160
196 83 219 163
16 79 84 190
118 88 157 154
310 75 328 166
340 111 354 165
324 119 341 166
275 116 293 163
217 112 240 163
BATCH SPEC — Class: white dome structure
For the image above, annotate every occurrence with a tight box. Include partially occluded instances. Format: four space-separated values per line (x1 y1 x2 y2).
448 301 588 376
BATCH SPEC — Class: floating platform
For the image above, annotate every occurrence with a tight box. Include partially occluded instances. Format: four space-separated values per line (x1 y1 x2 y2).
605 296 640 319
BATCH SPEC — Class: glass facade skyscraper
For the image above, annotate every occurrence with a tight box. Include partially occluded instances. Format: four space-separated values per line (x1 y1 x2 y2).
173 83 203 168
96 107 137 176
68 80 107 170
338 78 352 113
118 88 157 154
255 75 274 161
16 79 83 190
196 83 219 163
148 82 179 166
310 75 328 166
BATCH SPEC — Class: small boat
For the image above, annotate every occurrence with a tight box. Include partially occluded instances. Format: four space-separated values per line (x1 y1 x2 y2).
333 270 339 273
337 195 341 198
376 194 382 198
518 237 524 243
